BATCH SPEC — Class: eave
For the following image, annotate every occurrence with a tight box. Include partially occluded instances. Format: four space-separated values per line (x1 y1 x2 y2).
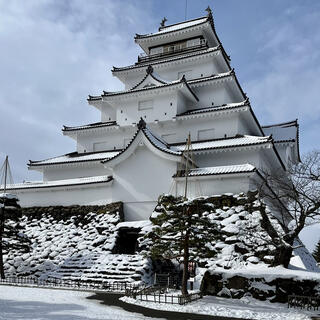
101 77 199 103
101 119 182 168
3 176 113 192
134 14 230 63
112 46 225 76
173 164 256 178
28 150 121 171
62 121 119 137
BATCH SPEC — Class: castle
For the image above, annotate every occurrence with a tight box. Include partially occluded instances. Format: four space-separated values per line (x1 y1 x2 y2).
5 8 299 222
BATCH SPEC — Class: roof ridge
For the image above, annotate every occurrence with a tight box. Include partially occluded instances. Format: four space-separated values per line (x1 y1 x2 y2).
112 46 221 73
158 16 208 31
136 16 208 39
62 121 117 131
177 99 249 116
261 119 298 129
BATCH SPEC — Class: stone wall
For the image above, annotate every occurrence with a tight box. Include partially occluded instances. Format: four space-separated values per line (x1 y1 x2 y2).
6 202 124 223
201 271 320 302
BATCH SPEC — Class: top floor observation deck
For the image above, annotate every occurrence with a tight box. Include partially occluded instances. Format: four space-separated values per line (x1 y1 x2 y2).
137 37 208 64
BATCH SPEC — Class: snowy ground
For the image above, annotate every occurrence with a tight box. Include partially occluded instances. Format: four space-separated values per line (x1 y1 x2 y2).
0 285 161 320
121 294 318 320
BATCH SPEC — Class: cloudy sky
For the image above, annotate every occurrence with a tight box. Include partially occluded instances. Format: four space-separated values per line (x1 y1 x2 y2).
1 0 320 250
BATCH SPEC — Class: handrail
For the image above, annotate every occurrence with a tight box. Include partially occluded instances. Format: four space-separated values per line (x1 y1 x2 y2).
137 42 208 64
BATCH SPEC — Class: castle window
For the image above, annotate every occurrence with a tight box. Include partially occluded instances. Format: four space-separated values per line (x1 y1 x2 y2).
138 99 153 111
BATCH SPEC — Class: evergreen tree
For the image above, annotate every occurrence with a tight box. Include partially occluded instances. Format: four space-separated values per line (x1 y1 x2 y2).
312 240 320 263
144 194 219 296
0 195 29 279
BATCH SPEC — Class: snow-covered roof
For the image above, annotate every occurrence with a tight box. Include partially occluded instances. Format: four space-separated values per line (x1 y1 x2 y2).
100 67 198 102
175 164 256 177
29 150 120 167
173 135 271 152
135 16 209 39
262 120 300 163
158 17 208 34
62 121 118 132
177 100 249 117
4 175 113 190
262 120 298 142
101 119 182 166
142 125 181 156
187 70 246 101
129 65 171 91
112 46 221 73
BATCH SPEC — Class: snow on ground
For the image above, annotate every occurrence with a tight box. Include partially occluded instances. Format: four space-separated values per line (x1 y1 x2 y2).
0 285 161 320
121 295 316 320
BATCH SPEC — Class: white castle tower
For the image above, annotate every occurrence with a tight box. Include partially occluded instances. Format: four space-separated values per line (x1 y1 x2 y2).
5 8 300 221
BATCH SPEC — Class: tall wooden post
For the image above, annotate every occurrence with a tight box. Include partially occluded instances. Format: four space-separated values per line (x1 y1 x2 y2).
0 155 8 279
184 133 191 199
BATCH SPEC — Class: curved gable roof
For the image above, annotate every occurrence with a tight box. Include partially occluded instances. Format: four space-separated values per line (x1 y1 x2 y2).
101 118 182 167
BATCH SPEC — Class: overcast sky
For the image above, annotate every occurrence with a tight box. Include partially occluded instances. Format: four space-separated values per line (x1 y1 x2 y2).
0 0 319 251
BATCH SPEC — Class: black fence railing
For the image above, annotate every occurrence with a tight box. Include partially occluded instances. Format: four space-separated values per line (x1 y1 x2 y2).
133 290 202 305
0 276 142 293
127 284 202 305
137 43 208 64
288 294 320 310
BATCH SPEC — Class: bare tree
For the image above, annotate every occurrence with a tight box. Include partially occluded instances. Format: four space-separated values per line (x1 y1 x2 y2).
256 150 320 267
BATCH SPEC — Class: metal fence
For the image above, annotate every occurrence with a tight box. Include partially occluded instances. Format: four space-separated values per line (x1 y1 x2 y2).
128 285 202 305
288 294 320 310
135 291 203 305
0 276 141 293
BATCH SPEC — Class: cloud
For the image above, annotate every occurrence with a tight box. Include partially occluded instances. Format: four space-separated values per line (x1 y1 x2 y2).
244 5 320 152
0 0 154 181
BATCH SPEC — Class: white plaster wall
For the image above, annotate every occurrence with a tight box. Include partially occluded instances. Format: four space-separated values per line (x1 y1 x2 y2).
14 184 113 207
76 112 242 153
43 164 110 181
123 201 157 221
191 84 237 107
100 103 116 122
111 145 177 220
150 113 239 142
194 149 262 169
273 144 290 168
174 175 252 198
77 127 136 153
123 57 222 90
115 92 178 126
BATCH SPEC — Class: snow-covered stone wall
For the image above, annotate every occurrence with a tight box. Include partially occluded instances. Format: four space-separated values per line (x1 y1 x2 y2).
3 203 152 284
201 269 320 302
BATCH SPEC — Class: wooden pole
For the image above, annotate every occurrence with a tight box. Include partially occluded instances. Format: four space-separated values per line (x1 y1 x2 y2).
3 156 8 194
184 133 191 199
0 156 8 279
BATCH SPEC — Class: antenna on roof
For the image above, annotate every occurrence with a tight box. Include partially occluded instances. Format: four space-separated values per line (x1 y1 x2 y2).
185 0 188 20
160 17 167 28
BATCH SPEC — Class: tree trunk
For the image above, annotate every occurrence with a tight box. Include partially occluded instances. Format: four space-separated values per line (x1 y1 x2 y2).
181 230 189 296
0 207 5 279
272 243 293 268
